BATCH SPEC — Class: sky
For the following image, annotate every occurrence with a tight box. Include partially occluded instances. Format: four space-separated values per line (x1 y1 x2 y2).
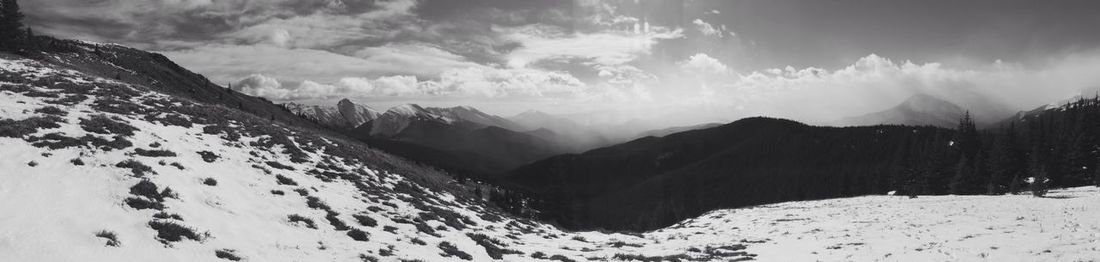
22 0 1100 127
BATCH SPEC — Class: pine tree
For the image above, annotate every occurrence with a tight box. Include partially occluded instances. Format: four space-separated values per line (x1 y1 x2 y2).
0 0 27 51
1027 147 1049 197
949 112 981 194
988 124 1024 194
950 155 972 194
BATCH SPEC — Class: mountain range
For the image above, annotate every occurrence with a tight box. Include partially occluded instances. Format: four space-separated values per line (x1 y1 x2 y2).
284 98 381 129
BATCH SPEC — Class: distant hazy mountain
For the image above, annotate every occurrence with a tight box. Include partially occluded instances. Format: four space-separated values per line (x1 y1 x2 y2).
352 104 568 178
509 110 612 152
837 94 964 128
633 123 723 139
284 98 381 129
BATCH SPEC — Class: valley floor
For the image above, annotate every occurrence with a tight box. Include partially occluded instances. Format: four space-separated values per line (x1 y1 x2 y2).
660 187 1100 261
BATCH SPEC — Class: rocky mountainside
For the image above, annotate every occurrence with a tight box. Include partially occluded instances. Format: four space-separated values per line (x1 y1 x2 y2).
283 99 381 130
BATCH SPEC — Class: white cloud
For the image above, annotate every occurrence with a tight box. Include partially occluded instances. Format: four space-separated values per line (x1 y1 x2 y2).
692 19 723 37
723 53 1100 124
163 43 481 86
503 25 683 68
233 67 587 101
681 53 730 75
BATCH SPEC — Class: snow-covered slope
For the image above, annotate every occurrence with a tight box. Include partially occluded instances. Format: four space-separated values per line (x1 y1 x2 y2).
4 56 1099 261
283 99 380 129
0 57 759 261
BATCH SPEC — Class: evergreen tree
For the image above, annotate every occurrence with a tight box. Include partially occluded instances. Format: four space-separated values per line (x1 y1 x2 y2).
988 124 1024 194
0 0 26 51
1027 147 1049 197
949 112 981 194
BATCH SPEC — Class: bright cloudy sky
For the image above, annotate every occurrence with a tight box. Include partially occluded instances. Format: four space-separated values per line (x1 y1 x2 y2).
23 0 1100 126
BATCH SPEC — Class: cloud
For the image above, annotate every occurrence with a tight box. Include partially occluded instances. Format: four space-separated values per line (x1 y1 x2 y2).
692 19 723 37
503 25 683 68
723 52 1100 124
233 66 587 101
681 53 731 75
162 43 483 85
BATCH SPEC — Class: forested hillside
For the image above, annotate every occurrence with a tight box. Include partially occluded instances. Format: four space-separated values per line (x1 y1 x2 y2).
506 101 1100 231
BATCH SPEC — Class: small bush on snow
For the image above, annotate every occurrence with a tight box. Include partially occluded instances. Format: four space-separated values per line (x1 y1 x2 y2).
134 148 177 157
148 220 206 243
129 180 163 201
346 228 369 241
94 230 121 247
0 116 63 138
124 197 164 210
197 151 220 163
352 214 377 227
275 174 298 186
153 212 184 220
79 115 137 136
214 249 242 261
287 214 317 229
116 160 154 177
202 178 218 186
437 241 472 260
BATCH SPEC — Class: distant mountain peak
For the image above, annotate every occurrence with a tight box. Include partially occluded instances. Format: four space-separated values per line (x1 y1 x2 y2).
837 94 964 128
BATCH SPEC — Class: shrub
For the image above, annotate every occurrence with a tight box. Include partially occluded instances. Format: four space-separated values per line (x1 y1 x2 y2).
410 238 426 245
70 158 84 165
346 229 369 241
437 241 472 260
305 196 329 210
275 175 298 186
266 161 295 170
148 220 205 243
467 233 522 259
170 162 185 170
549 254 577 262
116 160 153 177
134 148 177 157
352 214 377 227
153 212 184 220
197 151 219 162
271 190 285 195
160 187 178 199
293 188 310 196
95 230 121 247
34 106 66 116
203 178 218 186
288 214 317 229
215 249 241 261
130 180 163 201
325 211 350 231
27 161 38 167
124 197 164 210
531 252 547 259
359 254 379 262
80 115 137 136
0 116 63 138
379 245 395 256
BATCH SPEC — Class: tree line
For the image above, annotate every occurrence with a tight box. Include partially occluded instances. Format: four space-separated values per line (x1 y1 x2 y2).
930 96 1100 197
